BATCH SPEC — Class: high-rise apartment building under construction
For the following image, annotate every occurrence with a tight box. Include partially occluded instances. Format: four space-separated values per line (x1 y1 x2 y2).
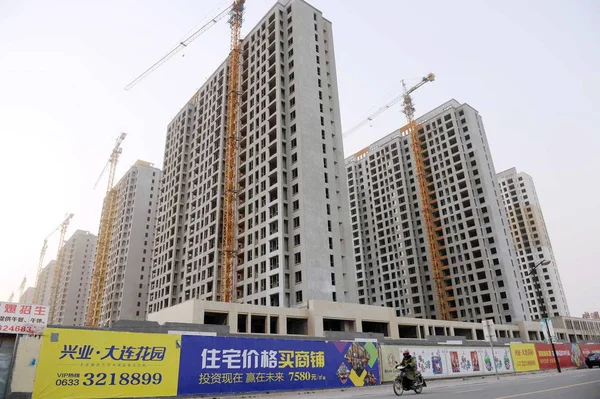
34 260 55 306
49 230 97 326
497 167 569 318
345 99 529 324
96 160 161 327
148 0 357 314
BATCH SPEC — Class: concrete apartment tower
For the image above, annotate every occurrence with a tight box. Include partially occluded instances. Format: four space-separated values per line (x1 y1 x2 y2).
34 260 55 305
148 0 356 314
49 230 97 326
345 99 529 324
19 287 35 304
497 168 569 318
97 160 161 327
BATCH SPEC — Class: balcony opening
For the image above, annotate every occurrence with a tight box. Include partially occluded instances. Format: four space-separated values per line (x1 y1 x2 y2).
362 321 389 337
398 324 418 338
204 311 228 325
238 313 248 333
251 315 267 334
286 317 308 335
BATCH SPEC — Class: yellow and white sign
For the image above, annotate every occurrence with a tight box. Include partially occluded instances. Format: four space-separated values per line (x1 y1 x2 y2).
510 343 540 372
32 328 181 399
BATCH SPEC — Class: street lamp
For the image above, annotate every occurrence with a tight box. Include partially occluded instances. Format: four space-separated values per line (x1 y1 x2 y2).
526 259 561 373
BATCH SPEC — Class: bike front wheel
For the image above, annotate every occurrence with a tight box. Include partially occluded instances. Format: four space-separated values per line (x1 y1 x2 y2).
393 380 404 396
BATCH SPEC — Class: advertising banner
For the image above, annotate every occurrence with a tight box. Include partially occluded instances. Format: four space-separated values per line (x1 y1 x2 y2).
380 345 513 382
535 343 584 369
177 336 380 395
510 343 539 372
0 302 48 335
382 346 445 380
579 343 600 358
32 329 181 399
446 347 513 375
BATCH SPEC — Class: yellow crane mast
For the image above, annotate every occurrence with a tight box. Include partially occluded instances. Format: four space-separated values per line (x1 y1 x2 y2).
32 213 74 304
343 74 452 320
122 1 245 303
86 133 127 327
48 214 74 323
402 74 452 320
220 0 245 303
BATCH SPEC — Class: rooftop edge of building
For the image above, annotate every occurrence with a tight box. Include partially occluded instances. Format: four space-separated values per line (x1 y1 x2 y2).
497 167 533 181
168 0 332 125
345 98 474 164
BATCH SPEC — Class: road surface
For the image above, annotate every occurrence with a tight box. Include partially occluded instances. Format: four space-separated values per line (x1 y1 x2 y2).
210 369 600 399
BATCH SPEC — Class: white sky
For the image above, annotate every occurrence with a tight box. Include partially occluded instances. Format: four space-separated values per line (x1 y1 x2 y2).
1 0 598 317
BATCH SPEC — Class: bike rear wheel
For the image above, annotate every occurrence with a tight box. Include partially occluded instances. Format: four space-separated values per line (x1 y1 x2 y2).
414 385 423 394
393 380 404 396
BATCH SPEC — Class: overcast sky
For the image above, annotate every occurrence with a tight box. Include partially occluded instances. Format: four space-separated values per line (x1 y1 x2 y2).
1 0 598 318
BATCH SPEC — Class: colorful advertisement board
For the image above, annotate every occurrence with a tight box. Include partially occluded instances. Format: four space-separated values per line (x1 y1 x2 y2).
379 345 513 382
0 302 48 335
177 336 380 395
510 343 539 372
32 329 181 399
535 343 586 369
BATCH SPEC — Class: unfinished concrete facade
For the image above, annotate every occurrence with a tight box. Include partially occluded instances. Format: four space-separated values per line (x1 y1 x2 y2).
148 298 599 344
98 161 162 327
50 230 97 326
18 287 34 304
34 260 55 306
148 0 356 315
345 100 529 324
497 168 569 318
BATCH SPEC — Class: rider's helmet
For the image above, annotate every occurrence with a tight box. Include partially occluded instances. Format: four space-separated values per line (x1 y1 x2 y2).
403 349 410 359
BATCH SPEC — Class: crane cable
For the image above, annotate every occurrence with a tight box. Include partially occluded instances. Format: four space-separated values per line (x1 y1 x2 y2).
124 3 232 90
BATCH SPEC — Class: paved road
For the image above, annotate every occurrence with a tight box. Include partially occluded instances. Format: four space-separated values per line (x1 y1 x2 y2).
227 369 600 399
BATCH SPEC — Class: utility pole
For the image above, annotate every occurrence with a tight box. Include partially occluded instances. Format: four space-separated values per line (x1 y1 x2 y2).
528 260 561 373
482 319 499 380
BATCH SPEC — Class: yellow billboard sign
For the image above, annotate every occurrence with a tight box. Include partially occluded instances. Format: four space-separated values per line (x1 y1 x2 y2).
510 343 540 372
33 328 181 399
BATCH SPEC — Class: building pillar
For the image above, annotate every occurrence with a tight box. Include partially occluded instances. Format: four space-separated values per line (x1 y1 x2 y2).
279 316 287 335
309 316 323 337
390 322 400 339
355 318 363 333
229 311 238 334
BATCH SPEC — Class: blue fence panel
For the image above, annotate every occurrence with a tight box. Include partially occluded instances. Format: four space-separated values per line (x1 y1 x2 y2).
177 336 380 396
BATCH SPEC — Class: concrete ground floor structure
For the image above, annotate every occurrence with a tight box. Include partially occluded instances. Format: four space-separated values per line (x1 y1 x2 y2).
148 299 600 344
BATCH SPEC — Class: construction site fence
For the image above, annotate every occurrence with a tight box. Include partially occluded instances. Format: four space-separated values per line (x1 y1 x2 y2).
2 328 599 399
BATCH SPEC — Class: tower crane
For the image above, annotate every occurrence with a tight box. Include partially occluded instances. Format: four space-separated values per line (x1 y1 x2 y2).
85 133 127 327
220 0 245 303
343 74 452 320
48 213 75 323
123 1 246 303
32 213 74 304
7 292 14 302
124 3 237 91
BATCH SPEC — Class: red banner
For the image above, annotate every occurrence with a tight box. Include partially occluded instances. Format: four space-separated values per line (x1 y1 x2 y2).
534 343 588 369
579 343 600 358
